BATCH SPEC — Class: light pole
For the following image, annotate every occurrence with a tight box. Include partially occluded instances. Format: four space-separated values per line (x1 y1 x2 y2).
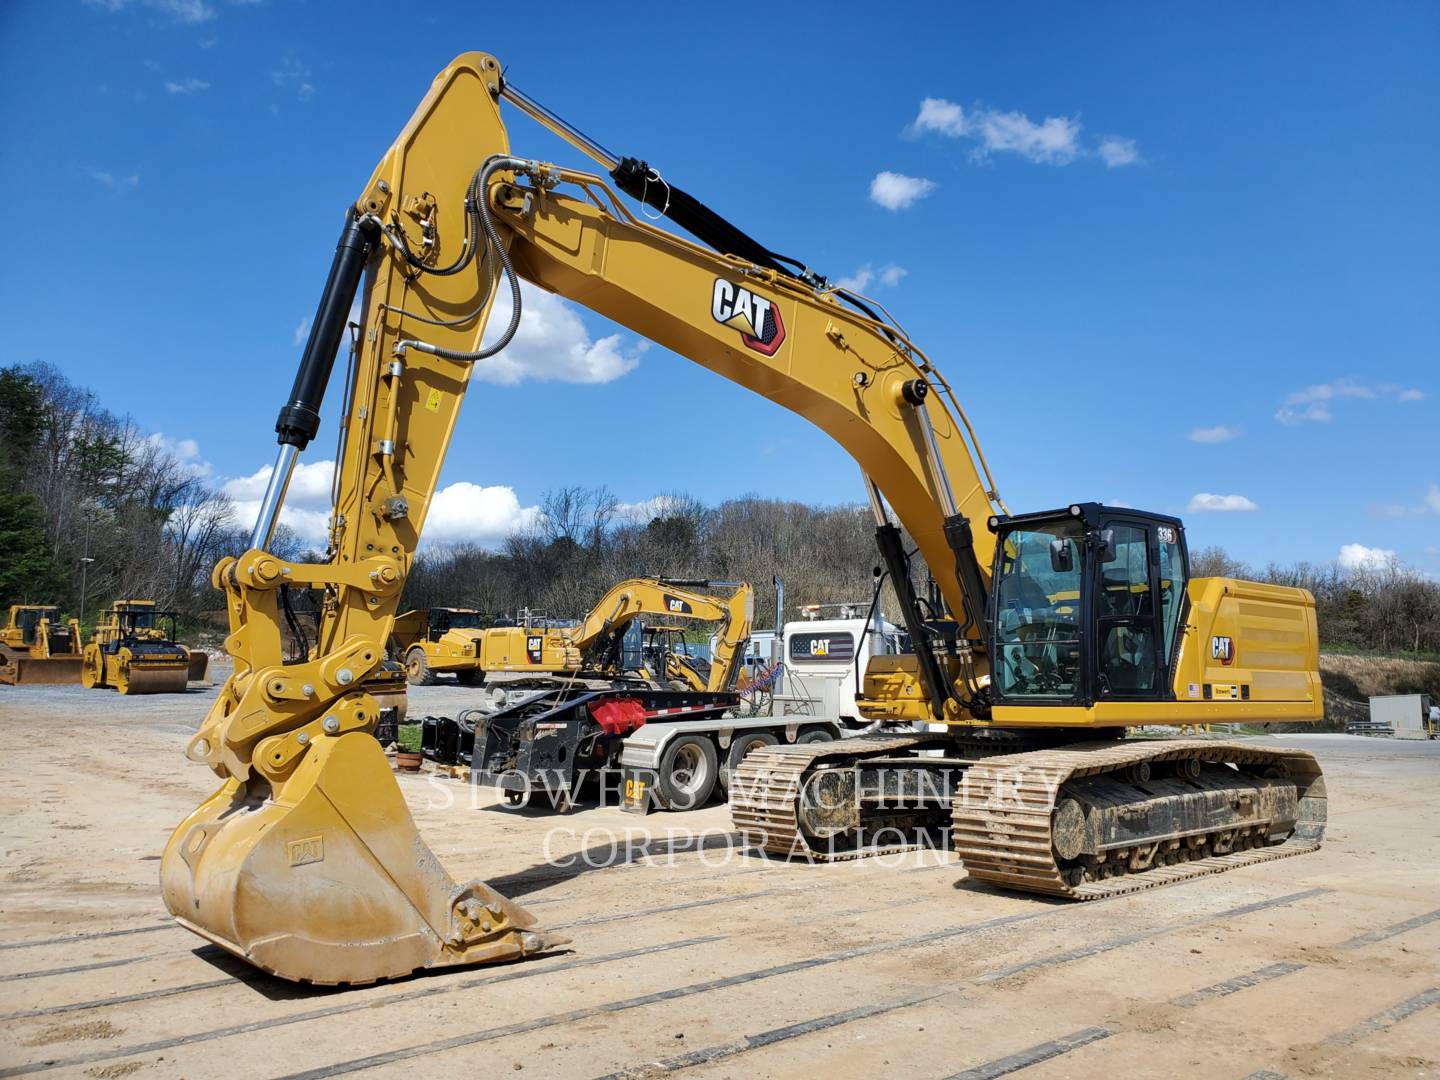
78 557 95 628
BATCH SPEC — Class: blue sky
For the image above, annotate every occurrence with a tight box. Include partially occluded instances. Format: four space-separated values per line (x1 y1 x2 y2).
2 2 1436 571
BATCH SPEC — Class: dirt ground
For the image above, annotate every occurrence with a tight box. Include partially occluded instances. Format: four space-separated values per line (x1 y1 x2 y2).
1 676 1437 1079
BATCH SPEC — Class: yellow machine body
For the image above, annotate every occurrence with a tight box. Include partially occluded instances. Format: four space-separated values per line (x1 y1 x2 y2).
82 600 197 695
0 605 83 685
390 607 494 685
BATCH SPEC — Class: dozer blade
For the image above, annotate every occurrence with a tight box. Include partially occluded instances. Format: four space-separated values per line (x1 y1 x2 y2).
120 664 190 695
161 729 566 985
187 651 211 685
2 656 84 685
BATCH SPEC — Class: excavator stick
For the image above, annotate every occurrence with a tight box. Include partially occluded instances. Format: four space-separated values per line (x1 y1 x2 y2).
162 721 566 984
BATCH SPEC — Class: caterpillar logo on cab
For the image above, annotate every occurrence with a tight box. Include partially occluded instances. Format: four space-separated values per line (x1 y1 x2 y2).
1211 635 1235 666
712 278 785 356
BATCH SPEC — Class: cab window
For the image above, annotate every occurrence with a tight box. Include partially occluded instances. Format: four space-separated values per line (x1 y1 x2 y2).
992 523 1083 700
1097 525 1156 693
1157 525 1186 665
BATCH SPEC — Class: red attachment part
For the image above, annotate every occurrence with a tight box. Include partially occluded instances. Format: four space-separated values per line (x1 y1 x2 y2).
589 696 647 736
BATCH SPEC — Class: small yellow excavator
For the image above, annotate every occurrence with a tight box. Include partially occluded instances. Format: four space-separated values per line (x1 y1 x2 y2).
163 53 1325 985
81 600 205 695
471 577 753 693
0 605 83 685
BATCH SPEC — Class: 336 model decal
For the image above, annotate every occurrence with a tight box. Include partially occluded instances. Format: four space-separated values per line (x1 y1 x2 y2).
712 278 785 356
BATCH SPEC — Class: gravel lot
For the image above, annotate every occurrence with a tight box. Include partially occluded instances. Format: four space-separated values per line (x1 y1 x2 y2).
1 675 1437 1079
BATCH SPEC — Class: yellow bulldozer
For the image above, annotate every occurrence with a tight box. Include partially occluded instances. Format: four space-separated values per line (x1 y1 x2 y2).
0 605 83 685
81 600 208 695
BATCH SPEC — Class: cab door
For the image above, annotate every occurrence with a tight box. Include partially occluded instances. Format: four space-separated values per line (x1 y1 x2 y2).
1092 520 1167 701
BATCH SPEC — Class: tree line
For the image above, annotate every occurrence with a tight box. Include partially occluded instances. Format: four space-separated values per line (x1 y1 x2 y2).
0 363 253 625
4 362 1436 659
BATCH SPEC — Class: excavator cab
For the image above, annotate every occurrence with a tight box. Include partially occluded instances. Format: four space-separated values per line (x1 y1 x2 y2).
987 503 1188 707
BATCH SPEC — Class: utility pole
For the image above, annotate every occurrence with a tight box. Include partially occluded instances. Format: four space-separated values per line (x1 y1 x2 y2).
78 508 95 629
79 557 95 628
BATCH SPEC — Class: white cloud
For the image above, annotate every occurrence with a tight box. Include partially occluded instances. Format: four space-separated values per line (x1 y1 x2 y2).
84 0 216 23
271 54 315 101
148 433 211 478
1274 377 1420 424
425 483 541 544
1097 136 1141 168
222 459 539 545
292 317 311 347
1368 484 1440 518
223 459 335 507
834 262 908 293
1186 424 1239 444
164 78 210 95
84 167 139 193
617 495 687 524
1338 543 1397 569
869 171 936 211
1186 493 1258 513
474 281 644 386
913 97 969 137
911 96 1138 168
973 109 1081 165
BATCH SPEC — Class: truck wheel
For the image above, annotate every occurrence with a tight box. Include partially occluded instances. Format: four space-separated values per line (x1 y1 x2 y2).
454 669 484 687
720 731 777 794
405 647 437 686
796 727 834 744
657 735 718 810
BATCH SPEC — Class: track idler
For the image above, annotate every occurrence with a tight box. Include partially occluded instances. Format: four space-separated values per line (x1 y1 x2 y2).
162 696 565 984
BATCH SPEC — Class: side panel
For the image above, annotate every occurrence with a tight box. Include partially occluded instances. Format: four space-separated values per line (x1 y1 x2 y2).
1173 578 1322 710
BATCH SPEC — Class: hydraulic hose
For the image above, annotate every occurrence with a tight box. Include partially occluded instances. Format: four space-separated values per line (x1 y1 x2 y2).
393 155 528 363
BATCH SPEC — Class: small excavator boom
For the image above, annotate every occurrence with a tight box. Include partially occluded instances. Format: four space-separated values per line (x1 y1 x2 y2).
473 577 753 692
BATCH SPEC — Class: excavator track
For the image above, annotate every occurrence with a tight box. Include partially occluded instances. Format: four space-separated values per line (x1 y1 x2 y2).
952 739 1326 900
730 733 948 861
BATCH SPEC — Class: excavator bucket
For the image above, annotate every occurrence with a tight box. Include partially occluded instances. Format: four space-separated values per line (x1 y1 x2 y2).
161 727 565 984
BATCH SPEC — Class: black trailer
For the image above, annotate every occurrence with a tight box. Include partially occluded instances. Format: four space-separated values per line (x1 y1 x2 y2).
422 686 739 811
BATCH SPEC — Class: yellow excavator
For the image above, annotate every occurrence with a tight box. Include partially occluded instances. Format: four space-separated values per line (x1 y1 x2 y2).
0 605 83 685
162 53 1325 985
81 600 207 695
469 577 753 693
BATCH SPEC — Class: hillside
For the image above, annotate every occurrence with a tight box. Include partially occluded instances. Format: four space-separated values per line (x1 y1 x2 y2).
1317 652 1440 731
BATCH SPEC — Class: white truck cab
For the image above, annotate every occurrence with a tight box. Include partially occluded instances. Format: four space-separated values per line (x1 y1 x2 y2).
775 603 909 727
